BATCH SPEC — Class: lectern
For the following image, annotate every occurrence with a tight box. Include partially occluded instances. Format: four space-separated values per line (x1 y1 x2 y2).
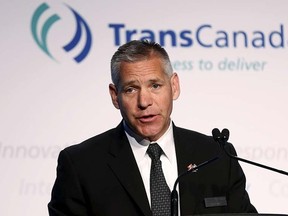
192 214 288 216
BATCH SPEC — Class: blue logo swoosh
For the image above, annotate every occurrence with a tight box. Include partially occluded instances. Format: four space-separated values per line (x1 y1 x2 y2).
63 5 92 63
31 2 92 63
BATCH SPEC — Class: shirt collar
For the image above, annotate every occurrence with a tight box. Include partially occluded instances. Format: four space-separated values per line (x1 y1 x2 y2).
124 121 175 162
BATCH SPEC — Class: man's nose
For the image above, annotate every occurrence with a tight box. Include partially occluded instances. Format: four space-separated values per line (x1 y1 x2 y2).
138 89 153 109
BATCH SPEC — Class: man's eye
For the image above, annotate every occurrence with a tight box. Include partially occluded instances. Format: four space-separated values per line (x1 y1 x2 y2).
152 83 161 89
125 87 135 93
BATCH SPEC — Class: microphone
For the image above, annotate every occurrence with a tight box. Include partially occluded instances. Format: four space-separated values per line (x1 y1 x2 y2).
212 128 221 140
212 128 288 176
212 128 229 143
171 139 222 216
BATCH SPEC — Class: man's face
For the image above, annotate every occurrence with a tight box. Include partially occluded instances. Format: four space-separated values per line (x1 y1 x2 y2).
109 57 180 141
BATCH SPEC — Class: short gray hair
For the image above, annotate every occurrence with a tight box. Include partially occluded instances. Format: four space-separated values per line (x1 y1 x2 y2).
110 40 173 86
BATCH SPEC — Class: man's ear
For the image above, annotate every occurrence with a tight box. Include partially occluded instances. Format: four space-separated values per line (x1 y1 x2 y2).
109 84 120 109
171 73 180 100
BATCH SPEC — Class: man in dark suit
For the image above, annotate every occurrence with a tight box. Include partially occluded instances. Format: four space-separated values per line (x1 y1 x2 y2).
48 40 257 215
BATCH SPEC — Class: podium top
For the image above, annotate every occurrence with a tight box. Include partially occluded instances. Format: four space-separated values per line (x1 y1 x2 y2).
192 214 288 216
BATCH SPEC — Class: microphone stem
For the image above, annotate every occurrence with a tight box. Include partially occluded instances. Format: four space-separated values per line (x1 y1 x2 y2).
171 189 178 216
171 155 221 216
223 147 288 176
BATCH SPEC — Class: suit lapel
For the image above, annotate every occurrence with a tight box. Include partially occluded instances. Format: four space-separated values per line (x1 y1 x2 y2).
173 125 199 215
106 123 201 215
107 123 152 216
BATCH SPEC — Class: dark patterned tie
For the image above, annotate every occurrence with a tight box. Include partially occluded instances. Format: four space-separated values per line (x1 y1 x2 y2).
147 143 171 216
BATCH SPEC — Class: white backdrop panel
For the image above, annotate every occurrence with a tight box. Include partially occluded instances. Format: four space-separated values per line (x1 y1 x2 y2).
1 0 288 215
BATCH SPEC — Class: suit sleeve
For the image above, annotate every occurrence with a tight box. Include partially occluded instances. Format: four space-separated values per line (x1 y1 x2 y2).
226 143 257 213
48 149 88 216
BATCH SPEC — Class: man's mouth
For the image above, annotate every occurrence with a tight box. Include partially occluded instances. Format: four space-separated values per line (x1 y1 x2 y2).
138 114 157 123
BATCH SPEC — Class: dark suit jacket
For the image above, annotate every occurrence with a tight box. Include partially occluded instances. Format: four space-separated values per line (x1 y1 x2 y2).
48 122 257 215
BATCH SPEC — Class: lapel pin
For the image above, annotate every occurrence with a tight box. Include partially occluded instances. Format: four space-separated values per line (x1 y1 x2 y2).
187 163 198 172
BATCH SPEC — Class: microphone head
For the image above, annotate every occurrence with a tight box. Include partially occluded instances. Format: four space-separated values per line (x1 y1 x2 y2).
221 128 230 141
212 128 221 141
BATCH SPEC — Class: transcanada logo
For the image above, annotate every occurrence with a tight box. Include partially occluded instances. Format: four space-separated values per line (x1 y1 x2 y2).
31 3 92 63
108 24 287 48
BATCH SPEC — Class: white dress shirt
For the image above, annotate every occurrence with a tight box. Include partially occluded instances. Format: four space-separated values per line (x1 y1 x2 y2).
124 121 178 206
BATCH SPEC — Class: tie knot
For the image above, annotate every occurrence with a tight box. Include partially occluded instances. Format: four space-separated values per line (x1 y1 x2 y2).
147 143 163 161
